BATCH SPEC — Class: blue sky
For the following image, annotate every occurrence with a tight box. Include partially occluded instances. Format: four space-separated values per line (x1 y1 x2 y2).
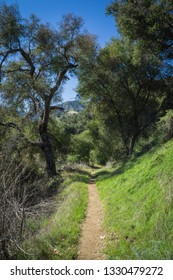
3 0 119 101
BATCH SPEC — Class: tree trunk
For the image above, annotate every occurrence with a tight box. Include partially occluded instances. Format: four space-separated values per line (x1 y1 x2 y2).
124 136 137 158
128 136 136 156
39 123 57 178
168 117 173 140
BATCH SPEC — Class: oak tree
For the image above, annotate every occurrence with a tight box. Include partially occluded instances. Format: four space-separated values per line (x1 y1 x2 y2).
0 3 97 177
78 39 169 156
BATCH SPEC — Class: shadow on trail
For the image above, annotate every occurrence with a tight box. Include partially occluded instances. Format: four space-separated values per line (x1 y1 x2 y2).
63 168 91 187
95 166 125 181
95 156 144 181
89 165 101 170
75 169 91 176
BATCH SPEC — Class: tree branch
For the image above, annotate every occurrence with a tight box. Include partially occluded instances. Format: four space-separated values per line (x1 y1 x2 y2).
0 122 42 148
0 48 20 81
19 48 35 76
50 106 64 111
50 63 78 99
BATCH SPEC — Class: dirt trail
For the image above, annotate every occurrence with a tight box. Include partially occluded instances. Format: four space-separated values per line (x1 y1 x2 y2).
78 178 106 260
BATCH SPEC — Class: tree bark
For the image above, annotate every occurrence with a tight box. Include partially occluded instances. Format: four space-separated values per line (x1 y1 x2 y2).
128 136 136 156
168 117 173 140
123 135 137 158
39 121 57 178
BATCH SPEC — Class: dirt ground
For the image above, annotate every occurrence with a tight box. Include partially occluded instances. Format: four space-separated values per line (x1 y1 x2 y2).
77 179 106 260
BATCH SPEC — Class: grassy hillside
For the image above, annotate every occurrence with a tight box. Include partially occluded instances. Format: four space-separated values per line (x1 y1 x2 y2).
97 140 173 259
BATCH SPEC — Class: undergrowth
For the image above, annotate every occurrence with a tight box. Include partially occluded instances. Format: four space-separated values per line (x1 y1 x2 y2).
17 169 89 259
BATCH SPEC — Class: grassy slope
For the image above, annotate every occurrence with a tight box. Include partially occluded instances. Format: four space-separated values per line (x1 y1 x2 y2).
97 140 173 259
19 170 89 260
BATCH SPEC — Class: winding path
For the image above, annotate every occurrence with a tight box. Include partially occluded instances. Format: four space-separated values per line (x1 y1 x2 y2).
78 178 106 260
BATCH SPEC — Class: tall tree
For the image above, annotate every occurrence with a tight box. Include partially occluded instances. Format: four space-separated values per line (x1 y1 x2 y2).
0 4 97 177
78 39 170 156
107 0 173 60
106 0 173 151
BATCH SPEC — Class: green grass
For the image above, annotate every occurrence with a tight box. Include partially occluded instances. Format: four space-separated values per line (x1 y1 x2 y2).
18 170 89 260
97 141 173 259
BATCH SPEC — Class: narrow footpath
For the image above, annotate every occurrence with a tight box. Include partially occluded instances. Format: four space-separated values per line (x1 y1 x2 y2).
78 177 106 260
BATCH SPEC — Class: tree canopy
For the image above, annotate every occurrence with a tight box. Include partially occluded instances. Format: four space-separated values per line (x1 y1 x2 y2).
78 37 172 155
0 3 97 177
107 0 173 60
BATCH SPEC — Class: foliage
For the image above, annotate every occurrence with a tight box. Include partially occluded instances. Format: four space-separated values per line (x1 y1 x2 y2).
107 0 173 60
70 130 93 164
1 0 173 261
59 109 89 135
157 110 173 141
107 1 173 108
87 120 124 164
78 38 169 156
0 3 97 177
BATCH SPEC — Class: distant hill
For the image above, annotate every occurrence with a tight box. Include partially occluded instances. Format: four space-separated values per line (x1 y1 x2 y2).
62 101 85 113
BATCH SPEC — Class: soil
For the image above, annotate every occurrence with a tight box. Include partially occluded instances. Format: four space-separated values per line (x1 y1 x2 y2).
77 178 106 260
